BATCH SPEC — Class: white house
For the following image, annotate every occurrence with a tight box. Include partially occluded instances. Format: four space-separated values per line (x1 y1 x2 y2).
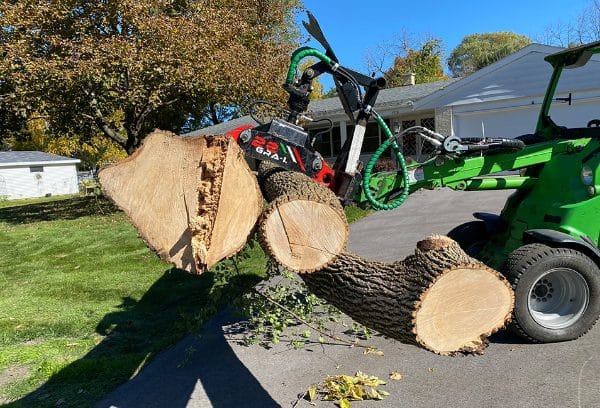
186 43 600 164
414 43 600 139
0 151 81 200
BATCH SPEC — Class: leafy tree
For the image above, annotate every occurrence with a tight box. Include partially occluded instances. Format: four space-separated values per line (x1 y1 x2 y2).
322 87 338 99
365 34 447 86
448 32 531 77
0 80 26 150
385 39 447 86
10 113 127 170
0 0 301 153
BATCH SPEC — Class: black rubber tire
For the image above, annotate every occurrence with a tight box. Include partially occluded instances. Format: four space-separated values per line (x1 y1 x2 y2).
503 243 600 343
447 221 488 257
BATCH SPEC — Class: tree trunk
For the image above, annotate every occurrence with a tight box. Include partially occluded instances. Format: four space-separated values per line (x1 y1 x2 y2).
98 130 263 273
257 163 348 272
301 237 514 355
258 164 514 355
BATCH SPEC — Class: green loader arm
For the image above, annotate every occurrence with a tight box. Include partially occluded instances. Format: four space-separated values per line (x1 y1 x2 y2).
356 138 590 204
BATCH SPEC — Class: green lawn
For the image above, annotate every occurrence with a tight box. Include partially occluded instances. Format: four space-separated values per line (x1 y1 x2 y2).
0 195 266 407
0 194 371 407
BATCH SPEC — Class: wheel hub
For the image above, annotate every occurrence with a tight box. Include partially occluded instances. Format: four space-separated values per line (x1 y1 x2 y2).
528 268 589 330
532 279 553 301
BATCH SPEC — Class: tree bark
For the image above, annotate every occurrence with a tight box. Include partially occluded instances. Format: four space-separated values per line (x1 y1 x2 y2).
301 237 514 355
257 162 348 272
258 164 514 355
99 131 263 273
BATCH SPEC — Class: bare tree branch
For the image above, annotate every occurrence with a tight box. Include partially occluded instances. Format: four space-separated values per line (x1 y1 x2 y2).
86 91 127 146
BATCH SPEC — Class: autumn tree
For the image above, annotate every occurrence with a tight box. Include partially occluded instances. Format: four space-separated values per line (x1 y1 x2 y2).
9 114 127 170
447 32 531 77
0 0 301 154
366 34 447 86
322 87 338 98
386 39 447 86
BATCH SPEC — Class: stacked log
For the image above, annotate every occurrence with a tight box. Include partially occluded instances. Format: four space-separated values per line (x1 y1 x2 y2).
258 165 514 355
101 133 514 355
257 162 348 272
99 131 263 273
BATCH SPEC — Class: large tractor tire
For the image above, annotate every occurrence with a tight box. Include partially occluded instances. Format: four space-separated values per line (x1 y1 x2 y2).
503 243 600 342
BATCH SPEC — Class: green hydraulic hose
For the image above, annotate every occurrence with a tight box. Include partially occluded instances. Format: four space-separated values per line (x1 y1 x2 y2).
362 113 410 210
284 48 408 210
285 47 333 84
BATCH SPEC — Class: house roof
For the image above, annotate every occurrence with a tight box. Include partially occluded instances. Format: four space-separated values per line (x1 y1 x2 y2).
0 151 81 167
184 78 459 136
413 43 600 110
307 78 459 117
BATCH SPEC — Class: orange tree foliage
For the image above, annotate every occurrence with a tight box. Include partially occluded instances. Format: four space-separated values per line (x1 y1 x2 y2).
0 0 301 153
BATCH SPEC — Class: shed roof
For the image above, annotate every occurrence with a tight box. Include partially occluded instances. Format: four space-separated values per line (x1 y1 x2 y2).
0 151 81 167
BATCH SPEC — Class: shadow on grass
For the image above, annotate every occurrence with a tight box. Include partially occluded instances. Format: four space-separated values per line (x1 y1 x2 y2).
0 196 120 224
4 267 275 408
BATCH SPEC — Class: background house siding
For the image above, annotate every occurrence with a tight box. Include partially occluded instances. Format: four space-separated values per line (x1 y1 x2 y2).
451 92 600 138
0 164 79 199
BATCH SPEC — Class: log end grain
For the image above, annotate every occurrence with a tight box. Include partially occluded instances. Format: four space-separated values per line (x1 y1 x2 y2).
260 195 348 273
99 131 262 274
412 264 514 355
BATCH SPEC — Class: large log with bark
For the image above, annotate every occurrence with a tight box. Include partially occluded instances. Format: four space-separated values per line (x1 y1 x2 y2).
302 237 513 355
99 130 263 273
257 162 348 272
258 166 514 355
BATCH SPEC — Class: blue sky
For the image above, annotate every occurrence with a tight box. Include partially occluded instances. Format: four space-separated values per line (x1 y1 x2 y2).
299 0 591 88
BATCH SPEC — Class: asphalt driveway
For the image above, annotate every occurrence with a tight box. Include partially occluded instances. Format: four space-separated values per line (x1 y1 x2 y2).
97 188 600 408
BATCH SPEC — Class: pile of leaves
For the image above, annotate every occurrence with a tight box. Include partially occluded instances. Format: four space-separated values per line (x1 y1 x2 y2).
307 371 390 407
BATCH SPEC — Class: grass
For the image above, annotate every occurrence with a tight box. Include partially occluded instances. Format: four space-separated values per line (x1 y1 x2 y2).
0 194 372 407
344 205 372 224
0 195 266 407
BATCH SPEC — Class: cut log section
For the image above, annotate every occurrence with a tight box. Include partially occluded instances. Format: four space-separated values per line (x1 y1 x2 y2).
258 163 348 272
99 130 263 273
301 235 514 355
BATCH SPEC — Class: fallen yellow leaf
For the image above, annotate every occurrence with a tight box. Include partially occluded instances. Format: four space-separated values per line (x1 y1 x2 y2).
363 347 384 356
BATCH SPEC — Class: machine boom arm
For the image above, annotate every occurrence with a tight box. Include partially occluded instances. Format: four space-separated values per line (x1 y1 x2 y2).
357 138 589 205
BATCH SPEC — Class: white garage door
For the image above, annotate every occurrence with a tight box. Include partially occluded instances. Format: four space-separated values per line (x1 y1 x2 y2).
453 107 539 139
453 100 600 139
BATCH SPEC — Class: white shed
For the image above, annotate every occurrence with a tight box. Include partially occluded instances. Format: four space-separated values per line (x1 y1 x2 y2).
0 151 81 200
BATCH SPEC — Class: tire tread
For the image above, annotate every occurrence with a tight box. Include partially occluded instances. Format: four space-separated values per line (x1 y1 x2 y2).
503 243 600 343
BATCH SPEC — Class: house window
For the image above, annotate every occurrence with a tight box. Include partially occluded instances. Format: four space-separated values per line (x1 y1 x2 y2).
30 166 44 173
347 119 392 154
420 117 435 130
396 116 436 163
363 122 380 152
401 120 416 130
309 125 342 158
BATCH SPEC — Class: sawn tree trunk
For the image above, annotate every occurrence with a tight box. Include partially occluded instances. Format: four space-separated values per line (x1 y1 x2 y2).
257 162 348 272
99 131 263 273
258 165 514 355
